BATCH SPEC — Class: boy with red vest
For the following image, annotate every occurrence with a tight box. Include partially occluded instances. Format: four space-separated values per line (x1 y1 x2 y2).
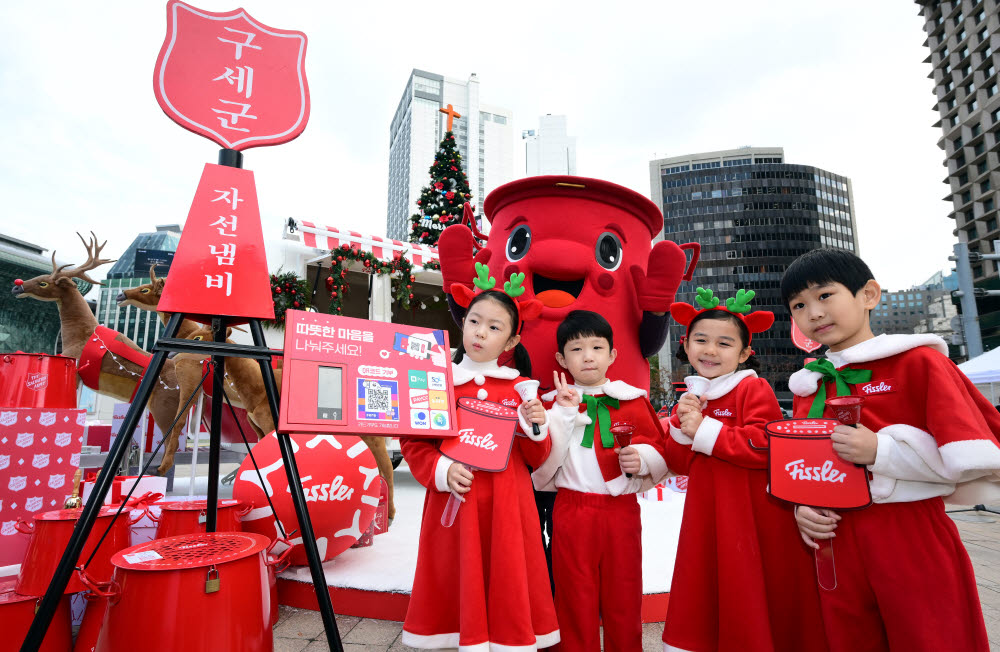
532 310 668 651
784 248 1000 652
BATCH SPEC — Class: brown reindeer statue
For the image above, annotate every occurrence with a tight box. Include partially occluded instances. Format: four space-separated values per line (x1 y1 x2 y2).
118 272 398 522
11 233 184 476
116 265 201 339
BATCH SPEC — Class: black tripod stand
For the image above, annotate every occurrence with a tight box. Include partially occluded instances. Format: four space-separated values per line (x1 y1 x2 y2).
20 150 345 652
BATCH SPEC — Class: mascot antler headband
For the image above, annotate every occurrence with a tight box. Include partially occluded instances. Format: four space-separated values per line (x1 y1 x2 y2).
670 287 775 346
452 262 544 326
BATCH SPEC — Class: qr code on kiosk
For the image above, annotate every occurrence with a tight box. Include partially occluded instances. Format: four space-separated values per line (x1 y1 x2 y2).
357 379 399 421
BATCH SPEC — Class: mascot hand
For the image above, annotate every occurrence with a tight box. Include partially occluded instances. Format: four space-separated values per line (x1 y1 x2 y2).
438 225 476 293
437 224 492 293
631 240 688 313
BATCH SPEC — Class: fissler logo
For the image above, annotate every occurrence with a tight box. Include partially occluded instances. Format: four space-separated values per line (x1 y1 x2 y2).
859 380 893 395
785 459 847 483
458 428 499 451
713 408 733 417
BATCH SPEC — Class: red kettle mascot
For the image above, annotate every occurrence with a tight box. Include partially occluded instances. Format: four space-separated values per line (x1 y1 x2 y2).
438 175 699 393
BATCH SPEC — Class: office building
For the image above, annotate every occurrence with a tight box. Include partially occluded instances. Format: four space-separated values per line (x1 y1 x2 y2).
523 114 577 176
649 147 858 400
917 0 1000 347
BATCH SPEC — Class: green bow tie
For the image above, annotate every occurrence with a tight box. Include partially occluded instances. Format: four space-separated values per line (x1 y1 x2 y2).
803 358 872 418
580 394 620 448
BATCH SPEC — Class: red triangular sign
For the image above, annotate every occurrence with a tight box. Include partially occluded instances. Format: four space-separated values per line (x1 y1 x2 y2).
159 163 274 323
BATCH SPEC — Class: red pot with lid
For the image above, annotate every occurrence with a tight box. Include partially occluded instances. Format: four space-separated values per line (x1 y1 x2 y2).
88 532 286 652
151 499 251 539
766 418 872 510
0 352 78 409
15 505 137 595
1 580 73 652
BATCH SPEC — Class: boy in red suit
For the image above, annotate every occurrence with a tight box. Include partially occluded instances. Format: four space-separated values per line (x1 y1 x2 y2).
531 310 668 652
784 248 1000 652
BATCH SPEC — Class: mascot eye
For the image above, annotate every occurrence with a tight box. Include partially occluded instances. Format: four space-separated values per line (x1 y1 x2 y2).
506 225 531 262
140 289 149 294
595 232 623 271
38 282 48 287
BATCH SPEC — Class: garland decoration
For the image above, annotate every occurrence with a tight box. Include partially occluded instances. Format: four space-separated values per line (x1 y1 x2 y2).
268 270 310 326
325 243 414 314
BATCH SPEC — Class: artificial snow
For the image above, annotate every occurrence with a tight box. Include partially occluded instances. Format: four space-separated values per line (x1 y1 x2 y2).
279 464 685 595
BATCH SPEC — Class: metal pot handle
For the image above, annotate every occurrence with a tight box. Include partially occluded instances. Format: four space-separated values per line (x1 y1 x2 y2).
77 567 120 601
235 501 253 518
14 518 34 535
266 537 294 574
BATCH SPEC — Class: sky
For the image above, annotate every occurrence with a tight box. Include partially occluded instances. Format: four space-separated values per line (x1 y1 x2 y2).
0 1 952 293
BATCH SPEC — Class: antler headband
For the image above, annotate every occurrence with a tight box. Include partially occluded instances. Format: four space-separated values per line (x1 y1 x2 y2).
451 262 544 325
670 287 774 345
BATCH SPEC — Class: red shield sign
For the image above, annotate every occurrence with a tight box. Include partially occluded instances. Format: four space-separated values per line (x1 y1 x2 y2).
153 0 310 150
158 163 274 322
791 319 822 353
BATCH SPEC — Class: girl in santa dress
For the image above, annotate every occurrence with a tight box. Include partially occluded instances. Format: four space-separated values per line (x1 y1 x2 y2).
662 287 827 652
400 275 559 651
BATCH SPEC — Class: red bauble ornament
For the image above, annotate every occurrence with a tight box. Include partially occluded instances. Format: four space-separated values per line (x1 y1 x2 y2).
291 289 296 294
422 231 429 238
331 291 338 297
337 255 344 262
409 275 415 282
341 244 349 251
364 259 371 267
409 293 414 299
275 288 282 294
293 301 300 307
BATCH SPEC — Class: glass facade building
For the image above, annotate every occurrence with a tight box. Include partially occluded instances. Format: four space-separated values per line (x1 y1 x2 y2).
649 147 859 400
0 234 93 355
95 226 180 352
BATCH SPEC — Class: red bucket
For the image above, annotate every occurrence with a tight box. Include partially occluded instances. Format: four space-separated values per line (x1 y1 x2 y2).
91 532 281 652
152 499 251 539
1 580 73 652
15 506 137 595
0 353 78 409
766 419 872 510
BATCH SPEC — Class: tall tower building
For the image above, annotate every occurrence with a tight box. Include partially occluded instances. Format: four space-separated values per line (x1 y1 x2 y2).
523 114 577 176
386 70 513 242
649 147 858 400
96 225 180 352
916 0 1000 347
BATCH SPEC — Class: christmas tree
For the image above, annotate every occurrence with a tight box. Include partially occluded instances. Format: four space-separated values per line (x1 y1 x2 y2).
409 104 473 247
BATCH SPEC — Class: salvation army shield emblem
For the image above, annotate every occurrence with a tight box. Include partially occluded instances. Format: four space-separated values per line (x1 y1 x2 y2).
26 373 48 391
55 432 73 447
1 521 16 536
32 453 50 469
153 0 310 151
48 474 66 489
0 412 17 427
0 455 9 470
39 412 56 426
16 432 33 448
25 496 43 511
8 476 27 492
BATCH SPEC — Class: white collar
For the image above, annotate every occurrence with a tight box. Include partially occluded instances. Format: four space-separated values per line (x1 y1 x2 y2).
683 370 756 401
541 379 647 402
451 356 520 385
825 333 948 368
789 333 949 397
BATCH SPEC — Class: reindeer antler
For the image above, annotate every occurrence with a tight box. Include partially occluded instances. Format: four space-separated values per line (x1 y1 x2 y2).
49 250 72 278
472 262 496 291
725 289 755 314
504 272 527 298
55 232 116 286
694 287 720 310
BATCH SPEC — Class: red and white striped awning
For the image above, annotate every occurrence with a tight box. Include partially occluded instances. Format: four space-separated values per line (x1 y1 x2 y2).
292 220 439 266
